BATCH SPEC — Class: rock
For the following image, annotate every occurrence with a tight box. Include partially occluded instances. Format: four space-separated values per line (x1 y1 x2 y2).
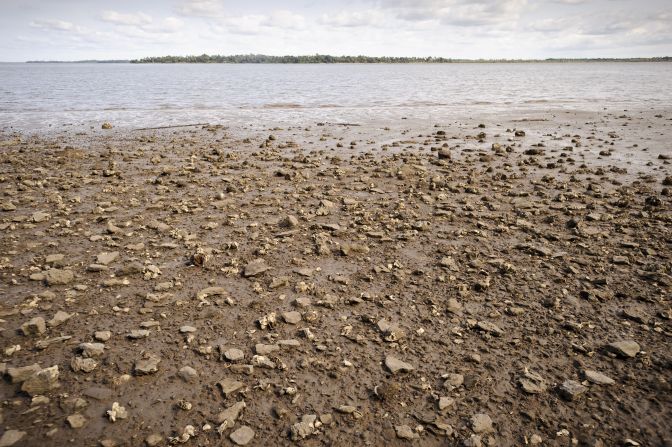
257 312 277 330
475 321 503 336
230 426 255 445
282 311 302 324
45 254 65 265
82 386 113 400
0 430 26 447
79 342 105 357
243 259 271 277
71 356 97 373
224 348 245 362
7 363 41 383
67 413 87 429
134 354 161 375
21 317 46 336
196 286 228 301
438 149 451 160
279 215 299 228
48 311 73 328
106 402 128 422
145 434 163 446
215 400 246 426
94 331 112 341
583 370 615 385
471 413 494 434
128 329 150 339
21 365 59 395
32 211 50 222
178 366 198 382
519 369 547 394
179 325 197 333
605 340 640 358
96 251 119 265
218 378 245 398
444 373 464 389
101 122 113 129
559 379 588 400
438 396 454 411
384 355 415 374
44 269 74 285
290 414 317 441
255 343 279 355
395 425 419 440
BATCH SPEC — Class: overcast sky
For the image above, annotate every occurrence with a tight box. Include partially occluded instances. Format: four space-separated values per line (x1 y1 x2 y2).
1 0 670 61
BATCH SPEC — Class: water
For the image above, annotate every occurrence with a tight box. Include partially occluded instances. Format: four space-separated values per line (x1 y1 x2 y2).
0 62 670 132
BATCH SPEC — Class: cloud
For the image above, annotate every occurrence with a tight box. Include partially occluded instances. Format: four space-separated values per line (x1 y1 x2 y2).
177 0 225 17
101 11 152 27
30 19 78 32
101 11 183 34
319 10 386 27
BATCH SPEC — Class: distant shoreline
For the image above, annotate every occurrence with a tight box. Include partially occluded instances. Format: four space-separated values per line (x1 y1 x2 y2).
22 54 672 64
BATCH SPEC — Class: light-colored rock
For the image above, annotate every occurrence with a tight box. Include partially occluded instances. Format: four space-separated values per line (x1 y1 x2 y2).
605 340 640 358
559 380 588 401
584 370 615 385
48 311 73 328
7 364 41 383
471 413 494 434
21 365 59 396
96 251 119 265
218 378 244 398
224 348 245 362
134 354 161 375
178 366 198 382
243 259 271 277
44 269 74 286
230 426 255 445
0 430 26 447
395 425 419 440
385 356 415 374
21 317 46 336
67 413 87 429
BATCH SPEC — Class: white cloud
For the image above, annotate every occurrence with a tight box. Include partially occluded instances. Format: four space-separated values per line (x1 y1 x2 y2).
319 10 387 27
30 19 77 32
101 11 153 26
177 0 225 17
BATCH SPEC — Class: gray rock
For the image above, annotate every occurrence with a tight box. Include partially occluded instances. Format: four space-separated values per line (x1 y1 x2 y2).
145 434 163 447
218 378 244 398
282 311 302 324
21 365 60 395
395 425 419 440
178 366 198 382
48 311 73 328
584 370 615 385
224 348 245 362
96 251 119 265
476 321 503 337
44 269 74 285
0 430 26 447
134 354 161 375
605 340 640 358
243 259 271 277
7 363 41 383
128 329 150 339
290 415 317 441
384 355 415 374
279 215 299 228
71 356 97 373
255 343 279 355
519 369 547 394
66 413 87 429
215 400 246 426
94 331 112 341
559 379 588 400
230 426 255 445
470 413 494 434
21 317 46 336
79 342 105 357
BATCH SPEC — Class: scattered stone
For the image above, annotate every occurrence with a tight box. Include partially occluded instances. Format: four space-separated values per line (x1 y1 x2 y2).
218 378 245 398
128 329 150 339
106 402 128 422
48 311 73 328
71 356 97 373
178 366 198 382
21 365 59 395
559 379 588 401
134 354 161 375
44 269 74 286
395 425 419 440
290 414 317 441
243 259 271 277
96 251 119 265
94 331 112 341
230 426 255 445
519 369 547 394
255 343 279 355
583 370 615 385
0 430 26 447
21 317 46 336
279 215 299 228
215 400 246 428
7 363 42 383
145 434 163 446
224 348 245 362
282 311 302 324
384 355 415 374
67 413 87 429
605 340 640 358
471 413 494 434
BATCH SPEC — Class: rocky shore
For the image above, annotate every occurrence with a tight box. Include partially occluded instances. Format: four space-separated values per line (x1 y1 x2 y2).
0 109 670 446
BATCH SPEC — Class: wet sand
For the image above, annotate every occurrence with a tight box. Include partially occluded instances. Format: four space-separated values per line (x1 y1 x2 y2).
0 108 671 447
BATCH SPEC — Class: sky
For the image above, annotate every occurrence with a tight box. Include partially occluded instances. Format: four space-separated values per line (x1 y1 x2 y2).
0 0 670 61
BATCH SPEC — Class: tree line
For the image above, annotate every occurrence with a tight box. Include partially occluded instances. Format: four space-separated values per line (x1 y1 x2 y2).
129 54 672 64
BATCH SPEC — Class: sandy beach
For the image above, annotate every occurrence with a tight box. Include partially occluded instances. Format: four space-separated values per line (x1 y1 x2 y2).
0 107 670 446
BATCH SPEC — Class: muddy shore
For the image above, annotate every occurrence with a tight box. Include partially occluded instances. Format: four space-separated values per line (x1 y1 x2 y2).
0 108 670 447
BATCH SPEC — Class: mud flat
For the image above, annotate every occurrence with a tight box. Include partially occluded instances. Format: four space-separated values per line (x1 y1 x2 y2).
0 108 670 447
